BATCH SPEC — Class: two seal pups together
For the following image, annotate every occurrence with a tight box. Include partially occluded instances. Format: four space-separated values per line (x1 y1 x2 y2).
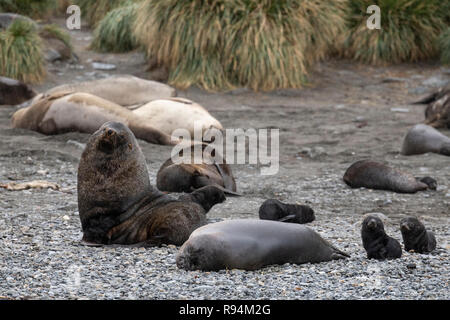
78 121 350 271
361 215 436 260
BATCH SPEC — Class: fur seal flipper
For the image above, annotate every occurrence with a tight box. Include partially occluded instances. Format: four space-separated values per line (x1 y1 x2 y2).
400 217 436 254
77 121 215 246
259 199 315 224
343 160 431 193
361 216 402 260
176 219 349 271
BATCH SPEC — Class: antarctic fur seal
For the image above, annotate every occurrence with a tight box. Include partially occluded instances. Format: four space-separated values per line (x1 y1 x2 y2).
176 219 349 271
77 121 225 246
0 76 36 105
401 124 450 156
400 217 436 254
413 83 449 129
343 160 435 193
361 215 402 260
258 199 315 224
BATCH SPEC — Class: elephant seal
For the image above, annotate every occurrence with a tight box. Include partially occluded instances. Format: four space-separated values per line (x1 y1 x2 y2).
361 215 402 260
401 124 450 156
11 92 190 145
176 219 349 271
400 217 436 254
30 75 176 107
258 199 315 224
413 83 449 129
77 121 225 246
156 144 238 195
0 76 36 105
343 160 434 193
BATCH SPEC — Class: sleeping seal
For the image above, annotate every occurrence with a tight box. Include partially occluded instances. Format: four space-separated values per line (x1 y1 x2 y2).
343 160 435 193
30 75 176 107
401 124 450 156
77 121 225 246
258 199 315 224
176 219 349 271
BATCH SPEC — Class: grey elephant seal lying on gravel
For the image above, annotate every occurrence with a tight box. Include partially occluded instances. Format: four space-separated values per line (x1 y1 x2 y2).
77 121 225 246
343 160 436 193
258 199 315 224
400 217 436 254
401 124 450 156
176 219 349 271
361 216 402 260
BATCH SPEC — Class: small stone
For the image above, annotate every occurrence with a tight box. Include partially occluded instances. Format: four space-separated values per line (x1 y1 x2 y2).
407 263 417 270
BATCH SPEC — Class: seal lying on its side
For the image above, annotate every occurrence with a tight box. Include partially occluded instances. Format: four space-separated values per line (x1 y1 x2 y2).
400 217 436 254
176 219 349 271
401 124 450 156
258 199 315 224
361 216 402 260
77 121 225 246
0 76 36 105
343 160 435 193
30 75 176 108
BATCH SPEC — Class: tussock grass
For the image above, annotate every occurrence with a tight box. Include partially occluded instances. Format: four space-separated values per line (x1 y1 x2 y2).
134 0 347 91
74 0 137 27
342 0 447 65
90 2 139 53
0 19 45 83
0 0 57 19
439 27 450 65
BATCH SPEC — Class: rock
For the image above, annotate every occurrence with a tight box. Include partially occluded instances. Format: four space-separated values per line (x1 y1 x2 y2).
0 76 37 106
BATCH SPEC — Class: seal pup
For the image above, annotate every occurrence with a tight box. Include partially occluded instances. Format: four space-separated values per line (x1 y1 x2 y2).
0 76 36 105
176 219 349 271
11 92 179 145
77 121 225 246
258 199 315 224
401 124 450 156
30 75 176 108
361 215 402 260
343 160 434 193
400 217 436 254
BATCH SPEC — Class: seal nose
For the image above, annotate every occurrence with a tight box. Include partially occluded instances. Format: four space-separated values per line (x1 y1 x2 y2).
367 219 377 229
107 129 114 136
400 222 410 231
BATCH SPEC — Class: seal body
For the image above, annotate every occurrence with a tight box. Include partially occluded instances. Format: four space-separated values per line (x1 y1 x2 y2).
77 121 223 246
400 217 436 254
259 199 315 224
343 160 430 193
361 216 402 260
0 76 36 105
401 124 450 156
176 219 349 271
31 75 176 107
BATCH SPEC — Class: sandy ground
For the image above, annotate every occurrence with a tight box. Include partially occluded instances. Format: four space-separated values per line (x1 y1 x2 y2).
0 18 449 300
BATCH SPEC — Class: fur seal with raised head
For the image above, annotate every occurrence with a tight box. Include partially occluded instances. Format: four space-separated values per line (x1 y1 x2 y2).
259 199 315 224
12 92 216 145
343 160 435 193
401 124 450 156
77 121 225 246
400 217 436 254
361 215 402 260
30 75 176 107
413 83 449 129
176 219 349 271
0 76 36 105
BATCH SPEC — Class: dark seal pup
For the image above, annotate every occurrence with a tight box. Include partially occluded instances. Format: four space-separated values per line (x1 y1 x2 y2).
259 199 315 224
400 217 436 254
401 124 450 156
0 76 36 105
77 121 225 246
343 160 435 193
361 216 402 260
176 219 349 271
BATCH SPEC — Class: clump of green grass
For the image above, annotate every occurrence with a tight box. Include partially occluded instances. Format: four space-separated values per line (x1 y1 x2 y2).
74 0 137 27
439 27 450 65
0 0 57 19
0 19 45 83
134 0 347 91
39 24 72 51
90 2 139 53
342 0 448 65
